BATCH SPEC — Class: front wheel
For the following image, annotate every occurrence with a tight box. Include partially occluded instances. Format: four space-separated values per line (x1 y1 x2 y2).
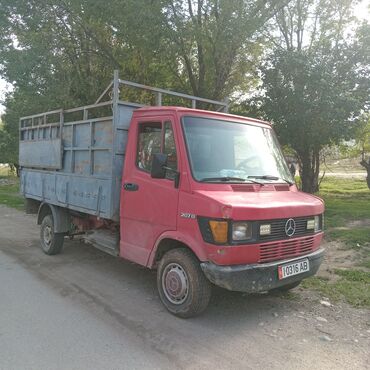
157 248 212 318
40 214 64 255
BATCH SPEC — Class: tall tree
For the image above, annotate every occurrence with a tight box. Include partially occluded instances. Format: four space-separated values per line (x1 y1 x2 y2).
253 0 370 193
0 0 287 168
161 0 289 100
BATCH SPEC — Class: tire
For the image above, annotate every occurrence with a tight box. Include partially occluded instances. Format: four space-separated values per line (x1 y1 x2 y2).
157 248 212 318
270 280 301 293
40 214 64 255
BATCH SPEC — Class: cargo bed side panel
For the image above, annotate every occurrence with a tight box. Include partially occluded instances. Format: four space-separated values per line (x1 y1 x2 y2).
19 102 136 221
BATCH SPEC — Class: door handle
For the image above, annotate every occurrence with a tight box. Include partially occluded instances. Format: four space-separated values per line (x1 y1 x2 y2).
123 183 139 191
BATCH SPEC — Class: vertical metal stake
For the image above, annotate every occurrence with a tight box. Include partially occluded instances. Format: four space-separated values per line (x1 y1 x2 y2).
156 92 162 106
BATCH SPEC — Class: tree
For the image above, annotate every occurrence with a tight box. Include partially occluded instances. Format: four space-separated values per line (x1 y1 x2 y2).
0 112 18 170
0 0 171 169
356 114 370 188
160 0 289 100
253 0 370 193
0 0 287 167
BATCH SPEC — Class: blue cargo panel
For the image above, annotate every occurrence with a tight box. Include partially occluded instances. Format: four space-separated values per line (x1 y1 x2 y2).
20 170 111 217
19 138 63 169
19 101 139 221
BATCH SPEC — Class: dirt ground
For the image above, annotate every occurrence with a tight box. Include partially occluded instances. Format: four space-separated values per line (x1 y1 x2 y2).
317 239 369 279
0 204 369 370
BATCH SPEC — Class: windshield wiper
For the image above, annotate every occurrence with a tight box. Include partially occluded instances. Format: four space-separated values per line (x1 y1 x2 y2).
200 176 264 185
248 175 294 186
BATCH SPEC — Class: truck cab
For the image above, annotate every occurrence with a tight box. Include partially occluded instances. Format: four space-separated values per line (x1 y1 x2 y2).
120 107 324 316
19 72 324 318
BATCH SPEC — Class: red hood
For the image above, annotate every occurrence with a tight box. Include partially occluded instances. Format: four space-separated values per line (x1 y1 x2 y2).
194 189 324 220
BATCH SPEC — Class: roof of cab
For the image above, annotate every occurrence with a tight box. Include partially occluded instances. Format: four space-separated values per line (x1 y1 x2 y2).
134 106 271 126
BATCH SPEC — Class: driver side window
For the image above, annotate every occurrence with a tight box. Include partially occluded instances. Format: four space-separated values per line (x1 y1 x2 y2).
137 122 162 172
136 121 178 178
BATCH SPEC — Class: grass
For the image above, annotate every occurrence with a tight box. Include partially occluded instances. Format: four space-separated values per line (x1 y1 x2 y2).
318 177 370 229
0 175 24 210
317 177 370 249
362 259 370 269
300 176 370 308
302 271 370 308
328 228 370 248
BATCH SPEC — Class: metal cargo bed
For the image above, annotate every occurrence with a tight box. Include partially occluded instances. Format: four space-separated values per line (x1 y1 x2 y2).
19 71 228 221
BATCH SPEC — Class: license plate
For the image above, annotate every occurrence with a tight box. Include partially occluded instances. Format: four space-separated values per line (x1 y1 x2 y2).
278 259 309 280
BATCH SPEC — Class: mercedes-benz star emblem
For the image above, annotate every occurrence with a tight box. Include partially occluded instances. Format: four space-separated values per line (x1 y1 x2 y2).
285 218 296 237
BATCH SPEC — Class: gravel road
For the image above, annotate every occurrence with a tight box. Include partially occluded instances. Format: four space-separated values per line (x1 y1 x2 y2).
0 205 369 370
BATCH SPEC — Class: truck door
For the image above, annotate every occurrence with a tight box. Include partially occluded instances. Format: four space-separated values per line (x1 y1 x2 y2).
120 117 179 266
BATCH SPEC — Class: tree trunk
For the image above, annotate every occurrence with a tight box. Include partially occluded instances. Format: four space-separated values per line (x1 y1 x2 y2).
9 163 20 177
15 163 20 178
298 149 320 193
360 159 370 189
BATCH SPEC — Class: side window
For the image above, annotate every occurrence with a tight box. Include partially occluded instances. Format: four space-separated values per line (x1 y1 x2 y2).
163 122 178 179
137 122 162 172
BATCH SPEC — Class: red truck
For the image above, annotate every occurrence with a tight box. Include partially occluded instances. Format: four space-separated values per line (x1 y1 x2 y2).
20 71 324 318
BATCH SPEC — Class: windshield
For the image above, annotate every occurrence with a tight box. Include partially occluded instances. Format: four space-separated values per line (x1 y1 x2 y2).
182 116 293 183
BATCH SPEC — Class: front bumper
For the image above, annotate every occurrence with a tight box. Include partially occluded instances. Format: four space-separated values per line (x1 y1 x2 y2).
201 248 325 293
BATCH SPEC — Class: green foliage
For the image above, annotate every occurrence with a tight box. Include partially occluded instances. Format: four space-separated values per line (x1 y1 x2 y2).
0 0 369 182
0 0 286 167
0 180 24 210
251 0 370 193
357 114 370 157
340 113 370 159
160 0 285 100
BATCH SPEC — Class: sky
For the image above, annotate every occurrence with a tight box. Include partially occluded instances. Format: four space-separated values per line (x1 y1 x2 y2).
0 0 369 116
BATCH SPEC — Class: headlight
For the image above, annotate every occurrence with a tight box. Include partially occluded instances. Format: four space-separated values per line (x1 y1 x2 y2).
232 222 252 241
307 215 321 231
314 215 320 232
260 224 271 235
307 219 315 230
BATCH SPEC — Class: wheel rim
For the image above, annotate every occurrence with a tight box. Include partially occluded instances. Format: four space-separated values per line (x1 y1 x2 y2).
162 263 189 305
43 225 53 247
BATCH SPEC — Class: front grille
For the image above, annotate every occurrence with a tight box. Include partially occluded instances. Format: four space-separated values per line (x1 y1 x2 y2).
259 216 315 242
259 236 315 263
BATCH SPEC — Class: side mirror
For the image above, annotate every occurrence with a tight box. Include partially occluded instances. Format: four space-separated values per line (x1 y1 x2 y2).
151 153 168 178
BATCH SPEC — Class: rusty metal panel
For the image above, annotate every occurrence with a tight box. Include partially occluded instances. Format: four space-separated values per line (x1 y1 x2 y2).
94 120 113 147
19 138 63 169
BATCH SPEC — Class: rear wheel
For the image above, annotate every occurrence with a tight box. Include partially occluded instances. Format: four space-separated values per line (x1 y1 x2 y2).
157 248 212 318
40 214 64 255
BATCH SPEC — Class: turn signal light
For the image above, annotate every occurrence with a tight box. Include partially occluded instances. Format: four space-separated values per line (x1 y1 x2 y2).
209 220 228 244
